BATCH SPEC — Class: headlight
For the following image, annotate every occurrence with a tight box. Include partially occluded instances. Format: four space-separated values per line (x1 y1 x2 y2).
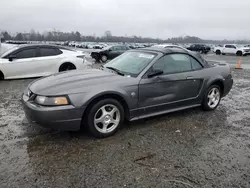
34 96 69 106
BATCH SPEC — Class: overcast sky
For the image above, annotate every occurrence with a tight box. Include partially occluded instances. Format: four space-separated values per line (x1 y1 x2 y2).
1 0 250 40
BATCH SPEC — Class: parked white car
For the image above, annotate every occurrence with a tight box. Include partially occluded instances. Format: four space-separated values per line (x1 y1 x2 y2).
214 44 250 56
0 44 87 80
153 44 188 51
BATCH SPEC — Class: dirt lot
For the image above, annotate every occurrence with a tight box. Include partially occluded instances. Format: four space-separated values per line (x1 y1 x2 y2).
0 55 250 188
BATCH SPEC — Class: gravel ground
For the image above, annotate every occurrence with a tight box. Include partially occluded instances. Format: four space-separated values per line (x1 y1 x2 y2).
0 55 250 188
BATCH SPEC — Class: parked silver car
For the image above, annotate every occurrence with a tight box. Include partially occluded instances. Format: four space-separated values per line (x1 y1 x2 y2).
22 47 233 138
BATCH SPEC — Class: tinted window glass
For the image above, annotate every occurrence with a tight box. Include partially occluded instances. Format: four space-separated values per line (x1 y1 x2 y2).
153 54 192 74
112 46 122 51
40 48 61 56
225 45 230 48
120 46 127 50
15 48 37 59
190 56 202 70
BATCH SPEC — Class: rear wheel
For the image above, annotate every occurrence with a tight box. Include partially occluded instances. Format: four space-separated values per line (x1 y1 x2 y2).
216 50 221 55
59 63 76 72
0 71 4 80
85 99 124 138
101 55 108 63
202 85 221 111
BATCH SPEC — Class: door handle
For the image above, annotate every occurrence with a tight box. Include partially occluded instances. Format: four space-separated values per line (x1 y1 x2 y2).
186 76 194 79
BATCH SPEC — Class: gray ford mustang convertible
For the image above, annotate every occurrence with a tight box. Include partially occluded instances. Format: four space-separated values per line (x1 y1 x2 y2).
22 47 233 138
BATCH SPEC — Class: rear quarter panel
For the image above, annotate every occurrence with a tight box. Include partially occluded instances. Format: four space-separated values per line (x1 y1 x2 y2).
196 64 231 100
59 50 86 70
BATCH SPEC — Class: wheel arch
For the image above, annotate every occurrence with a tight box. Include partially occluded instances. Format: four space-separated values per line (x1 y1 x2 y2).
0 70 4 80
59 61 76 71
207 79 225 96
82 92 130 123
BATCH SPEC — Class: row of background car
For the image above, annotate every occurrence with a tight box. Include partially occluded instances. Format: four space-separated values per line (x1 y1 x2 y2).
4 40 154 49
4 40 250 54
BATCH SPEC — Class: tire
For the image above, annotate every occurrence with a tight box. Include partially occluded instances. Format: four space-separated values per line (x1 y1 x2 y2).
216 50 221 55
59 63 76 72
202 85 222 111
236 51 243 56
0 71 4 80
86 98 124 138
100 55 108 63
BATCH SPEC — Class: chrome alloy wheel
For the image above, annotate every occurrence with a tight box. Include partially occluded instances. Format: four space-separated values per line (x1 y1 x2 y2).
94 104 120 134
207 88 220 108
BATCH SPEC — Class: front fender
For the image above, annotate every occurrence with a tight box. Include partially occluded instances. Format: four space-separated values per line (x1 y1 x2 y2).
83 90 129 106
74 85 138 110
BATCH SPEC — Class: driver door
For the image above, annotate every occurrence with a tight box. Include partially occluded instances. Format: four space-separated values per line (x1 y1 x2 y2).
108 46 121 59
4 47 40 78
138 53 202 116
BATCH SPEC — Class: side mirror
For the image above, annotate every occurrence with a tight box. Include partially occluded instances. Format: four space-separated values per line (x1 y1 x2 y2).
148 69 163 78
8 55 17 61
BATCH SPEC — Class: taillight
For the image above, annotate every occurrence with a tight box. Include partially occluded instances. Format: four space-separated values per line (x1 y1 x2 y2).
77 55 86 63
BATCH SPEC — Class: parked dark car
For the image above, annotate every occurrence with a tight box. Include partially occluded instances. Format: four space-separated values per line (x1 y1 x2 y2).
91 45 130 62
187 44 211 54
22 47 233 138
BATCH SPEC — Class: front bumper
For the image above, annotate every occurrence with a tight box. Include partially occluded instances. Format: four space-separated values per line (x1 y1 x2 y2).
22 95 84 131
90 52 100 61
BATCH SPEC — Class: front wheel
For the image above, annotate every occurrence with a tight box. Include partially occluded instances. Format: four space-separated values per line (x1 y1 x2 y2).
86 99 124 138
216 50 221 55
202 85 221 111
236 51 243 56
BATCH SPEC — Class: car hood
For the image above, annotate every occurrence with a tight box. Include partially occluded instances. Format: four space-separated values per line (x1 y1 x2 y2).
241 47 250 50
29 69 129 96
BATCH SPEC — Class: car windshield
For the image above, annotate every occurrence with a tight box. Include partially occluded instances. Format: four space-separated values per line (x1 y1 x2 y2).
0 46 19 57
104 51 156 77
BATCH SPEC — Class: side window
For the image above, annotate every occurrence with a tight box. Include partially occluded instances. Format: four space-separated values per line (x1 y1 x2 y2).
120 46 127 50
225 45 230 48
231 45 236 49
40 48 61 57
190 56 202 70
116 46 122 50
14 48 37 59
152 54 192 74
111 46 119 51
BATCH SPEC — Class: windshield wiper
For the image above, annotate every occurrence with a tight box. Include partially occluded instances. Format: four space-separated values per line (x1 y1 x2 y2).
105 66 125 76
